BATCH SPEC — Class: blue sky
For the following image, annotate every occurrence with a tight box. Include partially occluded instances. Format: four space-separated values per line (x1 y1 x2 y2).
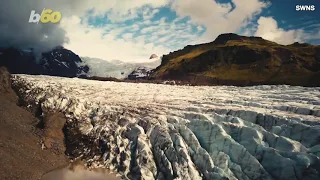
57 0 320 62
84 6 205 50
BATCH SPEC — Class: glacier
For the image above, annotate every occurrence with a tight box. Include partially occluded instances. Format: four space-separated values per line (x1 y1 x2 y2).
79 57 161 79
11 74 320 180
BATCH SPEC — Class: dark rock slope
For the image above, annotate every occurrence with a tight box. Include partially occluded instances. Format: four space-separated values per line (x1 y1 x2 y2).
153 33 320 86
0 47 89 77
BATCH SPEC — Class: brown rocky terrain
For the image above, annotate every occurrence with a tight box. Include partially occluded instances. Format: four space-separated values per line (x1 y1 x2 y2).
0 67 120 180
152 33 320 86
0 67 68 180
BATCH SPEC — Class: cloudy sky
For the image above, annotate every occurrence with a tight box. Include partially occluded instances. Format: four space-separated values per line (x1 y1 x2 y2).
0 0 319 62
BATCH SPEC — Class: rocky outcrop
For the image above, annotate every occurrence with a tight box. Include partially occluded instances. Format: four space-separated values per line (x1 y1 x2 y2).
213 33 274 45
150 54 158 59
127 67 155 80
0 66 18 101
41 112 67 155
12 74 320 180
0 67 13 94
126 54 160 80
0 47 89 77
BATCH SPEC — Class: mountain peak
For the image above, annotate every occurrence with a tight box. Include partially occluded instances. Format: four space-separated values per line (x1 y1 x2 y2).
0 47 89 77
214 33 266 45
149 54 158 59
214 33 242 44
288 42 312 47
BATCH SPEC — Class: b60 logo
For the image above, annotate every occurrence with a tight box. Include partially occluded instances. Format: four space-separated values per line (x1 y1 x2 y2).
29 9 62 24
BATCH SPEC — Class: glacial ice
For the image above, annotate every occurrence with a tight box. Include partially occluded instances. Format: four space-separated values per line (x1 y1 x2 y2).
12 75 320 180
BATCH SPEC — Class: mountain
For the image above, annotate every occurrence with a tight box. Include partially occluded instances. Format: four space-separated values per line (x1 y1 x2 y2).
0 47 89 77
149 54 158 59
126 54 161 80
81 55 161 79
153 33 320 86
127 66 155 80
0 46 161 80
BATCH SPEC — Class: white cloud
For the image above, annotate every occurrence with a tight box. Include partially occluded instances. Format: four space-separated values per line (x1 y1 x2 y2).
171 0 269 41
122 33 133 39
143 8 160 20
159 17 167 25
197 26 204 31
144 20 153 25
149 35 160 41
106 9 139 22
128 24 140 32
157 35 173 43
254 17 305 44
61 16 169 62
141 26 159 34
135 35 146 44
108 28 125 38
154 29 170 36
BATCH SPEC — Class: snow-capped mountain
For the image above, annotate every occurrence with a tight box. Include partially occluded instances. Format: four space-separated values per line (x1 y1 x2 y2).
80 55 161 79
127 54 159 80
0 47 89 77
127 66 154 80
0 46 161 80
12 74 320 180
